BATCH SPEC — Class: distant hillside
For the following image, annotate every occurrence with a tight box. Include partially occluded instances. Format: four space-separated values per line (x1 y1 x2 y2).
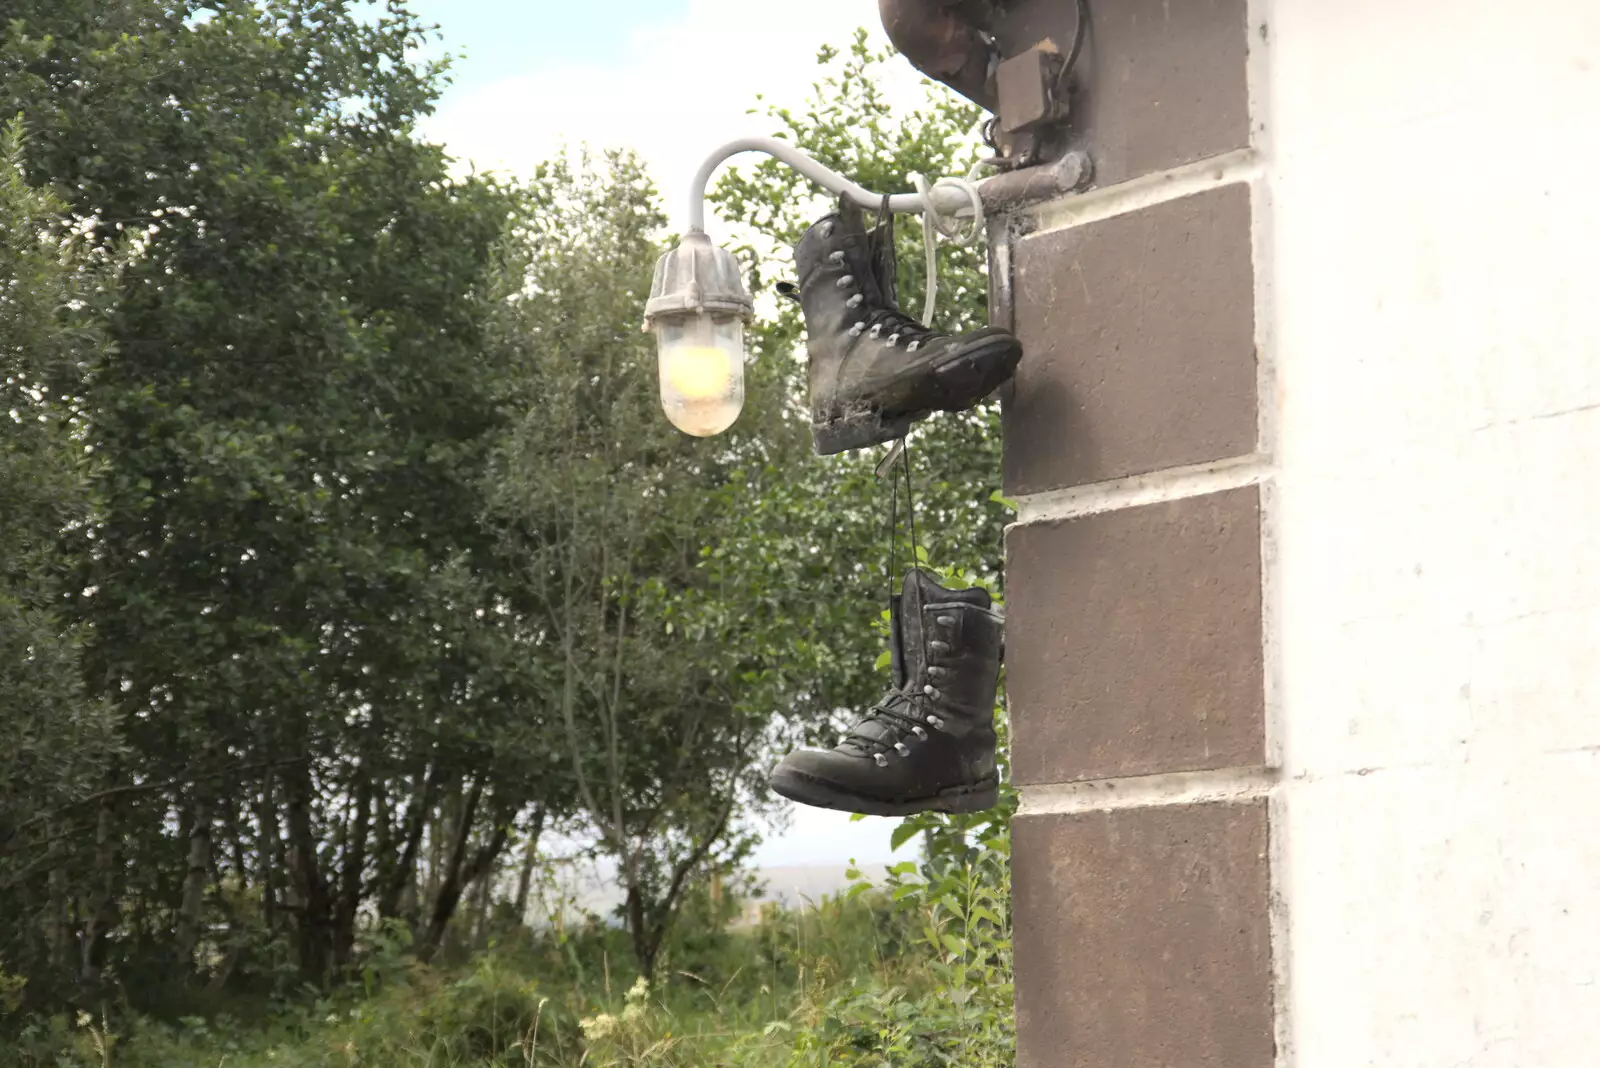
531 858 895 927
751 863 891 910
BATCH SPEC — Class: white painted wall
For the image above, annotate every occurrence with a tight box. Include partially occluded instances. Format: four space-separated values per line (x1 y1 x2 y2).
1267 1 1600 1064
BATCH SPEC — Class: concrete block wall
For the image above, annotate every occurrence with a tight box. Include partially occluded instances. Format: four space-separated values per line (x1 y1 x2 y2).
995 0 1600 1064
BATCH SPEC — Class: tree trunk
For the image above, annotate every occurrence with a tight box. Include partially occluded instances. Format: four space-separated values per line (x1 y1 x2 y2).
466 867 492 950
254 772 280 934
285 760 331 979
79 794 119 988
421 784 454 928
332 770 371 968
379 763 439 920
512 808 546 925
372 776 392 896
416 784 510 961
625 883 659 981
45 825 68 976
620 797 735 980
174 791 214 969
229 805 250 892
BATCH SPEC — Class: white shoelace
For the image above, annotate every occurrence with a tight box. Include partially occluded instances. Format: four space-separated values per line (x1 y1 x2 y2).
908 167 988 328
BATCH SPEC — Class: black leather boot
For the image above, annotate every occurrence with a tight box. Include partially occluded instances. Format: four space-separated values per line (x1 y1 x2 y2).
788 199 1023 456
770 569 1003 816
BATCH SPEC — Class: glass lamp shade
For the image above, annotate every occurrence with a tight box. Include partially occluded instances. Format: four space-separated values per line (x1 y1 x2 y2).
654 311 745 437
643 230 752 436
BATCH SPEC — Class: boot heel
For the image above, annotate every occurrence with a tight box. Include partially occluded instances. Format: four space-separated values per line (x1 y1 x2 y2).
811 410 916 455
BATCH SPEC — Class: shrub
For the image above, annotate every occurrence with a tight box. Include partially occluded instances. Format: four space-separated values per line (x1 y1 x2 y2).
781 826 1014 1068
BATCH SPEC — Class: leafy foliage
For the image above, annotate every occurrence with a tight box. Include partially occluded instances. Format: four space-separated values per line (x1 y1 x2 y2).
13 868 1014 1067
0 115 125 1013
2 6 1019 1063
485 149 770 980
706 34 1011 755
1 0 540 995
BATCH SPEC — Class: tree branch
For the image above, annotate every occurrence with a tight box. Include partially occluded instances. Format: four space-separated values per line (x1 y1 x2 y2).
2 757 308 856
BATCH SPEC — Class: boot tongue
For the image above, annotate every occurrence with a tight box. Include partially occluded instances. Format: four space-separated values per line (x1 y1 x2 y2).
905 569 992 611
899 569 930 676
867 201 897 307
899 569 991 686
893 567 990 689
889 592 906 690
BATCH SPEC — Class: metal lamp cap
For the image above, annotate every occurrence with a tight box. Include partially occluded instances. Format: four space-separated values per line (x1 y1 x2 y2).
642 231 754 330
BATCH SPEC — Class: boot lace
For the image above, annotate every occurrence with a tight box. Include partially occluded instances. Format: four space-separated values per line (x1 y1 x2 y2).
844 438 941 767
850 195 943 350
841 689 935 762
849 305 938 348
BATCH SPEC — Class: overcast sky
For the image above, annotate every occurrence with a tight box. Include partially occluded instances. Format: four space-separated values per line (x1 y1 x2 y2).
405 0 923 870
409 0 930 236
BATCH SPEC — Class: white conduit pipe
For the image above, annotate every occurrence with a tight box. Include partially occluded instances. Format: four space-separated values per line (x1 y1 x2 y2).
685 136 982 234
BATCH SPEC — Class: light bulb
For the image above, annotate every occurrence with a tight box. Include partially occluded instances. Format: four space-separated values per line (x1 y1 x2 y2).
654 312 745 437
666 346 735 400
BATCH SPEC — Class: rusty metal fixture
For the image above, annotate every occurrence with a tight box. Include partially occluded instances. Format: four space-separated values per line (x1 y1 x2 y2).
878 0 1000 112
977 150 1093 215
884 0 1092 170
986 216 1016 335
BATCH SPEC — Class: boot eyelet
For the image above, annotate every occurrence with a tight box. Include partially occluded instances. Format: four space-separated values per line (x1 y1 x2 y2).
874 752 889 767
929 641 950 655
869 324 882 339
849 322 866 337
820 221 834 237
912 726 928 740
828 251 845 264
936 615 956 627
894 742 910 756
929 667 947 679
907 340 920 352
923 685 941 699
886 334 899 346
846 294 863 308
836 275 854 288
927 715 946 731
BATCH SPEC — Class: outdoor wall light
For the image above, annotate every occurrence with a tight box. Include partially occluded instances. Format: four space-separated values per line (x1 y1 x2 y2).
645 136 986 438
643 231 752 438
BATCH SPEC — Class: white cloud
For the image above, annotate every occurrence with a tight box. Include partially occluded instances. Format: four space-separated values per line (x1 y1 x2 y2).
421 0 930 236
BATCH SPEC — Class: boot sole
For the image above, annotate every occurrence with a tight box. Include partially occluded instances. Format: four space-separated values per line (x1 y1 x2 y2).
769 766 1000 817
811 332 1023 456
929 333 1023 413
812 410 923 455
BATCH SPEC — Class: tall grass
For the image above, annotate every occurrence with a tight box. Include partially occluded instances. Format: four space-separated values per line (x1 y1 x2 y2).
8 843 1014 1068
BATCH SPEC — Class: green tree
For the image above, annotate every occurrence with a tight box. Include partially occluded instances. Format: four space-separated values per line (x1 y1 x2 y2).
1 0 541 995
0 8 1019 1048
487 150 771 979
0 120 122 1006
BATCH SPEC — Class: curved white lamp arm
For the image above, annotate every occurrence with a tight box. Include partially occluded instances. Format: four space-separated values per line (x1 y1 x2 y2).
686 136 976 233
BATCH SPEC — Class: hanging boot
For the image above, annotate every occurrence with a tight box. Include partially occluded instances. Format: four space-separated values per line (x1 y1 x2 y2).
786 198 1023 456
769 569 1003 816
